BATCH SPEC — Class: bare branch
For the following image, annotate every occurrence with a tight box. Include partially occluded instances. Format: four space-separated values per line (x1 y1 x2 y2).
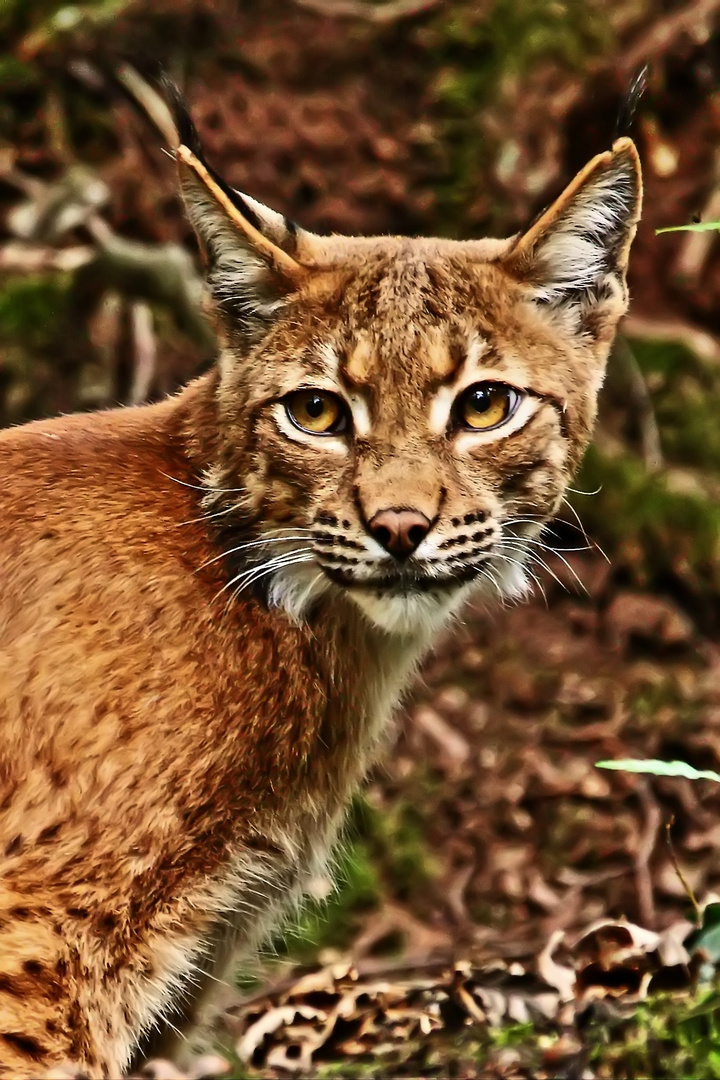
617 0 720 74
0 162 214 360
0 242 94 274
129 302 157 405
634 781 661 928
611 337 664 473
290 0 443 23
624 315 720 368
554 0 720 126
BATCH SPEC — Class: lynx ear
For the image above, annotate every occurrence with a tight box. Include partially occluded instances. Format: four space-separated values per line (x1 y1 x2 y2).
167 83 307 337
503 138 642 336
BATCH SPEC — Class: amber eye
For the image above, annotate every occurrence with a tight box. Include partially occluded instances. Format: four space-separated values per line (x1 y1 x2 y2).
457 382 519 431
284 389 347 435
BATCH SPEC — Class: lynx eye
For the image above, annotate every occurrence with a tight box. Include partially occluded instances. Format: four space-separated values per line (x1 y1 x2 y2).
457 382 519 431
284 389 347 435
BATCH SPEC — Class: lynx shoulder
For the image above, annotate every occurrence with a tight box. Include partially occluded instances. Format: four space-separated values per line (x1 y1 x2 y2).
0 85 641 1077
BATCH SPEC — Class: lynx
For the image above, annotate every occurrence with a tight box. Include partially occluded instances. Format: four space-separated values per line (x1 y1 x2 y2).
0 84 641 1077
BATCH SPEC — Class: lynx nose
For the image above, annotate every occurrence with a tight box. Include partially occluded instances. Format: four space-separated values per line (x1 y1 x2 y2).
368 509 431 558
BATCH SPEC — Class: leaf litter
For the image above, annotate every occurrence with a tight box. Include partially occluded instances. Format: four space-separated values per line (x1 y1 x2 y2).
129 548 720 1078
8 2 720 1075
140 913 708 1079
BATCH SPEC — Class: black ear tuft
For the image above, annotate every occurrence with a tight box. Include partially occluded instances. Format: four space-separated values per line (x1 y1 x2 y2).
159 74 263 233
615 64 648 140
157 73 205 160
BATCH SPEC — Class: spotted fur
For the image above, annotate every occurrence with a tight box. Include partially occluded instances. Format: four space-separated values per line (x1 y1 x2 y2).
0 91 641 1076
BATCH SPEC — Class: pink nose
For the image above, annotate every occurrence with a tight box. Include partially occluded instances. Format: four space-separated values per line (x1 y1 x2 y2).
368 509 431 558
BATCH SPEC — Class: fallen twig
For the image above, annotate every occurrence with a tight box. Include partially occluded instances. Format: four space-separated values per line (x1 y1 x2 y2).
672 149 720 288
624 315 720 367
635 781 661 928
611 337 665 473
665 817 701 925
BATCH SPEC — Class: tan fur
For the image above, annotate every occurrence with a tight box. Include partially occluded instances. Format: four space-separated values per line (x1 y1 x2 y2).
0 119 641 1076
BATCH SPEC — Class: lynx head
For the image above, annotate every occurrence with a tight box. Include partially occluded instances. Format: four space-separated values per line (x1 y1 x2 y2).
173 94 641 637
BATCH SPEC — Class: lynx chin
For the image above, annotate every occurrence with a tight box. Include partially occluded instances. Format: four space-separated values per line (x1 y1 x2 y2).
0 82 641 1077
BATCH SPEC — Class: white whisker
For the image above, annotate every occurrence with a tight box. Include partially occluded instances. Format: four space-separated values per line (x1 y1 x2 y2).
229 554 314 603
472 563 505 602
502 508 607 565
521 537 591 554
227 549 312 590
262 525 313 536
560 495 610 564
502 515 545 528
197 536 315 573
213 549 312 604
497 540 568 593
174 504 240 528
548 548 588 594
493 551 548 606
516 538 589 594
160 472 245 495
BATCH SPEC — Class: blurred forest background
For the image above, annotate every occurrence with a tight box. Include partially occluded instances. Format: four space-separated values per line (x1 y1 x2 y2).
4 0 720 1076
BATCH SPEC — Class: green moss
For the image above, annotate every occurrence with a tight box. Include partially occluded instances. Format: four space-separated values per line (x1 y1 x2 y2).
316 1059 386 1079
353 794 439 899
437 0 606 105
273 837 380 964
268 792 438 966
487 1021 537 1048
629 337 702 380
626 336 720 473
0 0 126 35
0 55 36 86
588 987 720 1080
576 445 720 587
218 991 720 1079
627 679 699 731
429 0 611 233
0 274 71 352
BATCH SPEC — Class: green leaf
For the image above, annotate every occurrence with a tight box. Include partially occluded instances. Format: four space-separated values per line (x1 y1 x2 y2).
686 903 720 962
596 759 720 783
656 221 720 235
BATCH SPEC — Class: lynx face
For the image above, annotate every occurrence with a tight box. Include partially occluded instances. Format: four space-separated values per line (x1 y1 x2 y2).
175 108 641 636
